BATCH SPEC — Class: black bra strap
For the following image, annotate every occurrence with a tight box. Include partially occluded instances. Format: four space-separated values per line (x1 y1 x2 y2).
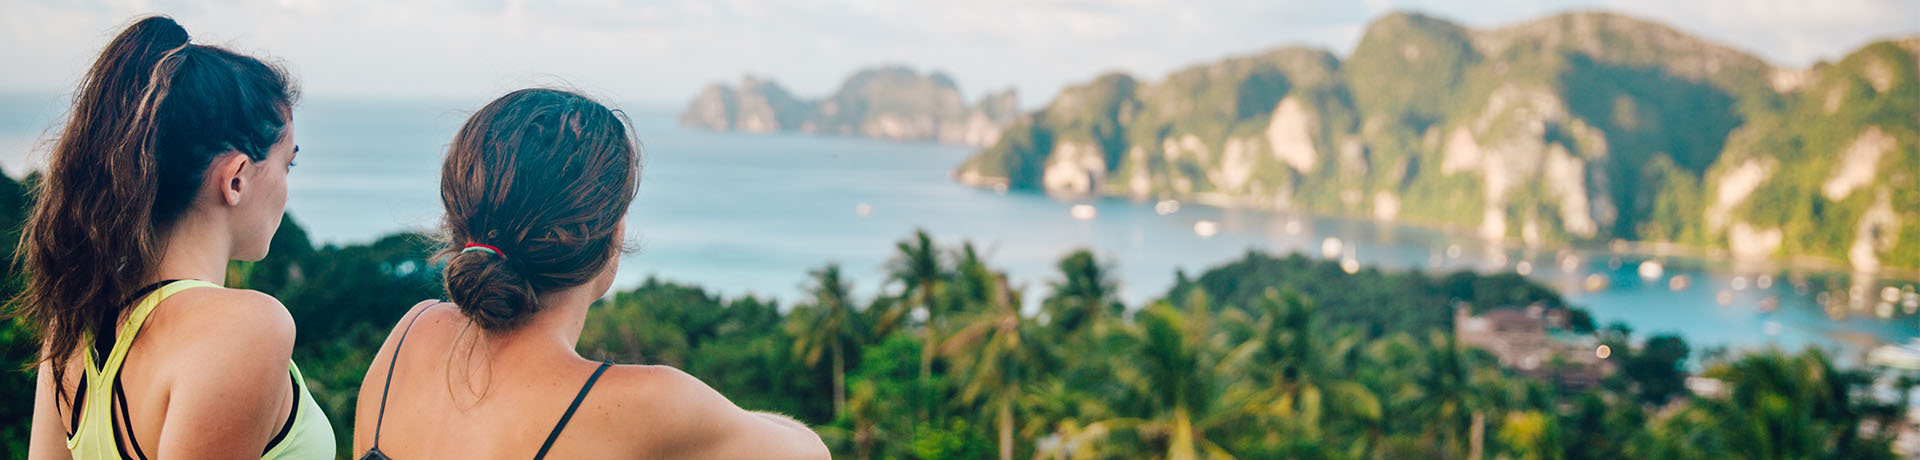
66 279 181 439
66 376 86 438
263 372 299 454
370 302 438 449
94 280 181 369
114 372 147 460
104 280 185 460
532 361 612 460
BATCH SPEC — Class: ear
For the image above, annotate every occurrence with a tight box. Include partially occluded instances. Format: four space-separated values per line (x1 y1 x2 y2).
213 152 250 207
607 219 629 263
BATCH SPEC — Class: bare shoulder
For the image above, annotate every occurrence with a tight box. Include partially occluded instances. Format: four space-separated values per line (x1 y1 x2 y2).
599 364 714 397
583 365 732 451
148 286 295 354
596 363 754 415
589 364 828 459
361 299 449 377
352 299 444 455
385 299 457 338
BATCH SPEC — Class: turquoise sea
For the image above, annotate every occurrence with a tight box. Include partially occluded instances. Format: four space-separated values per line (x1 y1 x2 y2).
2 93 1915 360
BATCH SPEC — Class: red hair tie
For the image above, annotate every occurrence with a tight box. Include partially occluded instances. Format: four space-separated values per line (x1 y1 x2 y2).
461 243 505 259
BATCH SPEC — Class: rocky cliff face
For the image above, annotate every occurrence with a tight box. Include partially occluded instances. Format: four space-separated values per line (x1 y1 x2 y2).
680 67 1020 147
956 10 1920 270
1699 39 1919 272
679 76 809 134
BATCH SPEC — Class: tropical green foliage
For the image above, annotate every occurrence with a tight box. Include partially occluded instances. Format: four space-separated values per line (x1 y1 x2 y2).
0 166 1912 459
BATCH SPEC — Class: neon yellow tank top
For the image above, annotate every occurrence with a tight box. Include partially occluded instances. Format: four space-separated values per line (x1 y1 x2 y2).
66 280 336 460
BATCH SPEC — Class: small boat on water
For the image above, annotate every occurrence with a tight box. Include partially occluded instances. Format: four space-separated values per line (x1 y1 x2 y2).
1869 339 1920 370
1070 204 1097 220
1558 253 1580 272
1154 200 1180 216
1638 260 1664 280
1584 274 1610 292
1193 220 1219 238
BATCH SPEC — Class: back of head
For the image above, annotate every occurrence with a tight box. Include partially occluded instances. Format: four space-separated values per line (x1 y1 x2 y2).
14 16 296 396
439 88 640 331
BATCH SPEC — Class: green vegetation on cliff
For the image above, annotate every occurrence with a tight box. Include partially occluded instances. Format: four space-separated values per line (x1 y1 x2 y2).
958 10 1920 270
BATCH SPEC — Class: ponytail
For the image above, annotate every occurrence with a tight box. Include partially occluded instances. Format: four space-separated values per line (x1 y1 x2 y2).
10 16 297 404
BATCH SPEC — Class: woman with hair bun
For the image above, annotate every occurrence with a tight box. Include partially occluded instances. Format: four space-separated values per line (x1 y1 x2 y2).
352 88 828 459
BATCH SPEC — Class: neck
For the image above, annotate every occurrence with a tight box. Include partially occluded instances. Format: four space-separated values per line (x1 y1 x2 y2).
149 211 232 286
488 284 596 360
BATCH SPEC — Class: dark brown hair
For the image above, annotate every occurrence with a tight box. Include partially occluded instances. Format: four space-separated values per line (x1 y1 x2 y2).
439 88 640 331
12 16 297 398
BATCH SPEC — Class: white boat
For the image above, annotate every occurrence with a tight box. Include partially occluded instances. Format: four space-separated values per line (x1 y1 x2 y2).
1192 220 1219 238
1154 200 1180 215
1869 339 1920 370
1070 204 1097 220
1638 260 1664 280
1321 237 1343 259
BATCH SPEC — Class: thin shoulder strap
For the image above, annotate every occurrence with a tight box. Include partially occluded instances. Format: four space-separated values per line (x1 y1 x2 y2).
65 280 177 438
532 361 613 460
370 300 440 449
96 280 211 377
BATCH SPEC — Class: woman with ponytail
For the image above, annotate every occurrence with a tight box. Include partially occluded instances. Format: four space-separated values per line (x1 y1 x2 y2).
21 16 333 459
351 88 828 459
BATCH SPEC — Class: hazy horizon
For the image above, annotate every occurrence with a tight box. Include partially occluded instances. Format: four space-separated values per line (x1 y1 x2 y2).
1 0 1915 107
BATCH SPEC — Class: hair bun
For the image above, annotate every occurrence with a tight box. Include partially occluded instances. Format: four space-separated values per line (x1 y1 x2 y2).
443 247 537 331
438 88 639 333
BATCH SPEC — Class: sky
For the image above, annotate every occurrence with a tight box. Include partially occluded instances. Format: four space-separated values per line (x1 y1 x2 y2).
0 0 1915 108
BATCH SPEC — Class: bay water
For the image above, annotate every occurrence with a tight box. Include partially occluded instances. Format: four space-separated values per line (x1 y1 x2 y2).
2 94 1914 360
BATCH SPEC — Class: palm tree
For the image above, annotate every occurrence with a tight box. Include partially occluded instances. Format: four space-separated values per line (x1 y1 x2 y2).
1223 288 1320 387
947 242 998 314
887 229 945 420
1042 249 1122 338
1405 330 1510 460
844 380 891 460
1694 350 1898 460
788 264 858 417
861 295 906 342
941 271 1054 460
1107 291 1254 460
1218 289 1381 454
1021 378 1112 460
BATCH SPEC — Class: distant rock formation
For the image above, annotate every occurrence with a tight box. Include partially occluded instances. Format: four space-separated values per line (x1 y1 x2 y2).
956 10 1920 270
680 67 1019 147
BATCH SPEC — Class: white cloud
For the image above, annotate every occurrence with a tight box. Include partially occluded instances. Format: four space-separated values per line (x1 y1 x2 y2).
1599 0 1919 64
0 0 1910 106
